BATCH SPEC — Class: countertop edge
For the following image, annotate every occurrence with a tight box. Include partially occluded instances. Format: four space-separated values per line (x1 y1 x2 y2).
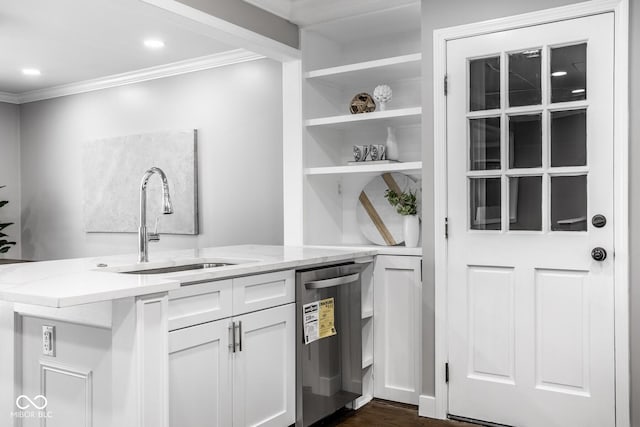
0 247 377 308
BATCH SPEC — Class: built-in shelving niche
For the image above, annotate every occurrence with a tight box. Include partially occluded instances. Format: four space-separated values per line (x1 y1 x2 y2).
300 3 423 253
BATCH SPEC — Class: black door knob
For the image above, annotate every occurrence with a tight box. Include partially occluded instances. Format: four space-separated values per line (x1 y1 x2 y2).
591 247 607 261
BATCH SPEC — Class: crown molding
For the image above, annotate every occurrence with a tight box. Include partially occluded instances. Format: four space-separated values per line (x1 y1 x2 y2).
13 49 263 104
0 92 20 104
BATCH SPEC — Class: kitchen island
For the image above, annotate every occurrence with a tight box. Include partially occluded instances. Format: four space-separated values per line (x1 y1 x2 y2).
0 245 375 427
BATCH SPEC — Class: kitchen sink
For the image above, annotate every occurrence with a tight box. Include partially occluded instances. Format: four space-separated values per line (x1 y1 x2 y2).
121 262 235 275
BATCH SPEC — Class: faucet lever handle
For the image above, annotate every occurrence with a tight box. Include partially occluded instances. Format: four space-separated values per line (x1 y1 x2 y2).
148 217 161 243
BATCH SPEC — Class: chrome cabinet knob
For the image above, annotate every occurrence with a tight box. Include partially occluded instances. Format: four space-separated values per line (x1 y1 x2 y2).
591 247 607 261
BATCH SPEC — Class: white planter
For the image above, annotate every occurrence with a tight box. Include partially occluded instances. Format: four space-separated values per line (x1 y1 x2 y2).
385 126 399 161
403 215 419 248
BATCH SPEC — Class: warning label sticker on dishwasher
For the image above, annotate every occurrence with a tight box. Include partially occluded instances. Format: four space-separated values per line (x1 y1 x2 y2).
303 297 336 345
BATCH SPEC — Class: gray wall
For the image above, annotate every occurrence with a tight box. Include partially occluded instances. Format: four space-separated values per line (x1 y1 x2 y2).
19 58 284 261
176 0 299 49
0 103 21 258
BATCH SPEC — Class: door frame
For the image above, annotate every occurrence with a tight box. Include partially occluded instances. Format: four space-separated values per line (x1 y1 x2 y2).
431 0 630 425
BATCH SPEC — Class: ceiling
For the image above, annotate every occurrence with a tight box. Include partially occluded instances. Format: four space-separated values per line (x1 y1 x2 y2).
243 0 419 27
0 0 238 95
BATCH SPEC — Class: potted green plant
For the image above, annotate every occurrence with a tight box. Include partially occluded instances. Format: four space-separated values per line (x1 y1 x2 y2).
384 188 419 247
0 186 16 254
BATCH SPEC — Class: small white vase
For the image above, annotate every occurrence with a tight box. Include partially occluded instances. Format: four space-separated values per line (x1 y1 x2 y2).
403 215 420 248
385 126 399 161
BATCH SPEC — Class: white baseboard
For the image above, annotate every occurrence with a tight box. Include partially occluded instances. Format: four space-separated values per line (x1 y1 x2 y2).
418 394 438 419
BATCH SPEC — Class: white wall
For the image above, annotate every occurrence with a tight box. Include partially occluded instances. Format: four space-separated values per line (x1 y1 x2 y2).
0 102 21 258
19 58 284 261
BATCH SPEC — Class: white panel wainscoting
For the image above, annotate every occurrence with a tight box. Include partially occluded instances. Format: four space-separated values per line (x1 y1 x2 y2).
40 361 93 427
20 315 111 427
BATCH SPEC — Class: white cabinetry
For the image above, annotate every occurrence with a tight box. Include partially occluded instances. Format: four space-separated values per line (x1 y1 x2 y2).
373 255 422 404
233 304 295 427
168 271 295 427
169 319 232 427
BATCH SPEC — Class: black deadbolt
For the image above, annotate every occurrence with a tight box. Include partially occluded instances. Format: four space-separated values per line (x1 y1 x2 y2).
591 247 607 262
592 214 607 228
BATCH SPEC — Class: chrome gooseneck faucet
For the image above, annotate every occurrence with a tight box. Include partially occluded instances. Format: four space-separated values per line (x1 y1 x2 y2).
139 167 174 263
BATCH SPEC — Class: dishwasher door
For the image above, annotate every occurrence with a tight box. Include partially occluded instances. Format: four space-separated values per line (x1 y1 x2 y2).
295 263 367 427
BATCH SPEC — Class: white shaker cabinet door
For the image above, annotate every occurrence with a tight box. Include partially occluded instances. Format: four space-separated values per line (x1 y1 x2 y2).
168 318 232 427
373 255 422 404
232 303 295 427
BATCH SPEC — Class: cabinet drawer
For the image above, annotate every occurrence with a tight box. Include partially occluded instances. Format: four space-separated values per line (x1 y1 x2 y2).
232 270 294 315
168 279 232 331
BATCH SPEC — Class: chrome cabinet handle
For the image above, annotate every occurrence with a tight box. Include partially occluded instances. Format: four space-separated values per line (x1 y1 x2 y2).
305 273 360 290
234 321 241 352
238 321 243 352
228 322 236 353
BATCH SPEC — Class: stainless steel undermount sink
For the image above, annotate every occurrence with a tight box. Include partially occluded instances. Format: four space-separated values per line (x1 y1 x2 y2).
121 262 235 275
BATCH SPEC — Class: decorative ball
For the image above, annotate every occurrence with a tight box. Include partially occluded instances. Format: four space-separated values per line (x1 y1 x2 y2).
350 93 376 114
373 85 392 109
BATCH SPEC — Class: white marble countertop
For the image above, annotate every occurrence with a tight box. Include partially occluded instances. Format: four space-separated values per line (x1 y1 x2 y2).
0 245 376 308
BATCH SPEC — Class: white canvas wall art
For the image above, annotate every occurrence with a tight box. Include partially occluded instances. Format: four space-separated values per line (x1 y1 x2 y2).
83 130 198 234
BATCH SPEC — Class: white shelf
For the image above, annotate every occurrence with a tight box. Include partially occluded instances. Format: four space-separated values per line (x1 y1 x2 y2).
305 53 421 87
305 107 421 130
305 244 422 256
305 161 422 176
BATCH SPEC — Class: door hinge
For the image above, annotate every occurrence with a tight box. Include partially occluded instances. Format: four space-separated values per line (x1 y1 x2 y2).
444 74 448 96
445 362 449 383
445 217 449 239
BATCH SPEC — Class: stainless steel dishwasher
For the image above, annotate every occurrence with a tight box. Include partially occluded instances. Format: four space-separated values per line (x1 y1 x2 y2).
295 262 370 427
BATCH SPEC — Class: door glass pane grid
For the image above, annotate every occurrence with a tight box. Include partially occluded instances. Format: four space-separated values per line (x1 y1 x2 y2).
549 107 588 168
466 45 588 233
549 43 587 103
469 116 501 171
507 48 542 108
509 175 543 231
550 174 588 231
507 113 543 169
469 55 501 112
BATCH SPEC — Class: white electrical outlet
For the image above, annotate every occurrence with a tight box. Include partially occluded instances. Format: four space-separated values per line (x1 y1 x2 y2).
42 325 55 357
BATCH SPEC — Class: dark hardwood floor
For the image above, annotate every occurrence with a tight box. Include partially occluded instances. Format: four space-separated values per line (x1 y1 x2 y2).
312 399 476 427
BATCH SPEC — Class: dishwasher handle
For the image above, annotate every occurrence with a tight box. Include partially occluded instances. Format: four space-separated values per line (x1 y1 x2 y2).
305 272 360 290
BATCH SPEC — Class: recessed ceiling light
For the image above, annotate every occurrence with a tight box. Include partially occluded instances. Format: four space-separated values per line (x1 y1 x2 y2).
144 39 165 49
572 88 586 94
22 68 41 76
551 71 568 77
